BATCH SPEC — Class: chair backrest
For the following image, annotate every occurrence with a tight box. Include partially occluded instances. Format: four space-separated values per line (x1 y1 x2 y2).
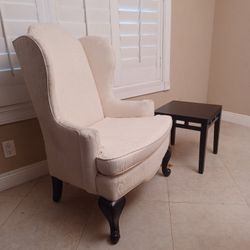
15 24 104 129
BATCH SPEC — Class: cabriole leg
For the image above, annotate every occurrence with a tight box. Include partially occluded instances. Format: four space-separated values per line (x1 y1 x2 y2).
51 176 63 202
98 196 126 244
162 146 172 177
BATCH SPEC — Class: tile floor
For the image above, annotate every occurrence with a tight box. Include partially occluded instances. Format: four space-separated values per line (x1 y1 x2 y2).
0 121 250 250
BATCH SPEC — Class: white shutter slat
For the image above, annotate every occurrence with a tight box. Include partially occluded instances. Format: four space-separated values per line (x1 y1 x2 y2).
120 34 157 47
88 23 110 37
120 23 139 34
56 0 83 8
54 0 86 37
119 66 159 85
118 0 139 10
142 0 159 11
120 47 138 58
121 56 157 67
86 0 112 39
119 9 158 22
2 0 35 3
1 2 37 20
86 0 110 9
56 7 85 23
58 22 86 38
87 9 110 23
54 0 112 39
119 11 139 22
3 20 38 37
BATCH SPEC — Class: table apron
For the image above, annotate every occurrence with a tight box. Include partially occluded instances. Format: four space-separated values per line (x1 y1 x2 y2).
174 123 202 131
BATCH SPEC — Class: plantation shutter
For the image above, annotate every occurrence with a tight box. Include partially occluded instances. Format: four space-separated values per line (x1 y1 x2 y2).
113 0 166 99
51 0 113 41
0 0 41 106
49 0 86 37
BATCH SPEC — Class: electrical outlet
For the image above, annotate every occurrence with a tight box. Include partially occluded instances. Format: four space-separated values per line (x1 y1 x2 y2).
2 140 16 158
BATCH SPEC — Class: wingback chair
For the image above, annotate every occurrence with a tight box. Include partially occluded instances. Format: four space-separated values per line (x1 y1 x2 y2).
13 24 172 244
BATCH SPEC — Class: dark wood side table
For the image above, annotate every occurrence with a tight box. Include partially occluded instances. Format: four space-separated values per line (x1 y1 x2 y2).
155 101 222 174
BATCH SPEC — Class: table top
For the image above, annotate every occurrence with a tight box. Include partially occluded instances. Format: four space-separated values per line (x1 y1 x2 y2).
155 101 222 122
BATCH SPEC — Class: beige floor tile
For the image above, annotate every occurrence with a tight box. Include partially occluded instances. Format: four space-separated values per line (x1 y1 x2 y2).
0 196 22 226
170 202 250 250
78 199 173 250
0 179 96 250
214 122 250 203
167 122 247 204
0 180 37 198
222 155 250 198
0 180 38 227
168 154 246 204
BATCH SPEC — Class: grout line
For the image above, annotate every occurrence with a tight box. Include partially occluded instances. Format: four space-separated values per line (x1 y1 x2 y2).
0 178 39 229
219 154 250 209
168 200 247 206
75 202 96 250
166 178 175 250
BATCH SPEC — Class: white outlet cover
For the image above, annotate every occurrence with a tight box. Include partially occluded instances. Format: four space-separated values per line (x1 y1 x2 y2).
2 140 16 158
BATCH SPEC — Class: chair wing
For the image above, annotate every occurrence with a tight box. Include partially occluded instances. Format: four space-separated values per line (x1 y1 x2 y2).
80 36 155 118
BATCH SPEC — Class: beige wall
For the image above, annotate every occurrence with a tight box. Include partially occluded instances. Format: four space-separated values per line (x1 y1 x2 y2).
208 0 250 115
133 0 215 108
0 119 46 174
0 0 216 174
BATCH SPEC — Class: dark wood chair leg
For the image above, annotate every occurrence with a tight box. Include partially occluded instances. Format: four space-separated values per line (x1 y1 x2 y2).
162 146 172 177
51 176 63 202
98 196 126 244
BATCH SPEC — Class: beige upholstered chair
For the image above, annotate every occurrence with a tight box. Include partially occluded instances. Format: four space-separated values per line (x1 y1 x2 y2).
13 24 172 244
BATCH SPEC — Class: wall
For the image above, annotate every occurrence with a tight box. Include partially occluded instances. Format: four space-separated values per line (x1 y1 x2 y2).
0 0 216 174
208 0 250 116
133 0 215 108
0 119 46 174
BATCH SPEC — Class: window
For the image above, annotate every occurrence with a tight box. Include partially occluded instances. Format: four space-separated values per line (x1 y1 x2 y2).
0 0 171 123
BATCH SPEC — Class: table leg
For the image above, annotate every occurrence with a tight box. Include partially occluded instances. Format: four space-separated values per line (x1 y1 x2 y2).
213 113 221 154
171 120 176 145
199 123 208 174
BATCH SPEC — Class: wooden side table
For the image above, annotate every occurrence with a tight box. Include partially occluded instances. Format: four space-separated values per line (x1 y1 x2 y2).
155 101 222 174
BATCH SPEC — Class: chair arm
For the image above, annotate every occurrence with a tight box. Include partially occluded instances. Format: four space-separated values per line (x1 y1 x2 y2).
78 128 100 194
53 121 100 194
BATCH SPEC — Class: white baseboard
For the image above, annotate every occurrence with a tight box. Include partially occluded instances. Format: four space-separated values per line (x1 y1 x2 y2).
222 111 250 127
0 160 48 192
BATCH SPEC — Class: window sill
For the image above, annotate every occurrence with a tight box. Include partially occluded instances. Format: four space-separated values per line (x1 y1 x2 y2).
113 80 170 99
0 102 36 125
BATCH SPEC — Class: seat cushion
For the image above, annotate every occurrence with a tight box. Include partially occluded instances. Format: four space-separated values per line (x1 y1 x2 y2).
89 115 172 176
